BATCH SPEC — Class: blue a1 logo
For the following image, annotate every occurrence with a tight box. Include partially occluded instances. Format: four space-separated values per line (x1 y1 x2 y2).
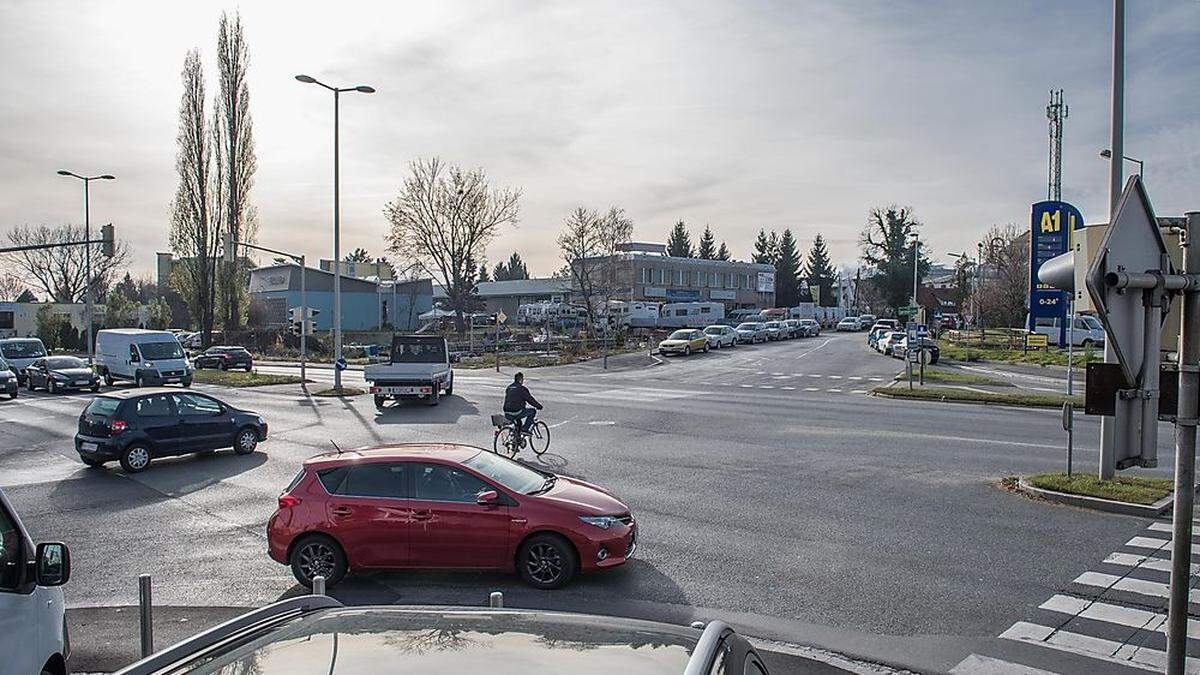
1029 200 1083 344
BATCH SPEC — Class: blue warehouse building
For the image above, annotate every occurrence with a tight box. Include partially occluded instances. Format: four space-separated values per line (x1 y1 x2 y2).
248 263 433 331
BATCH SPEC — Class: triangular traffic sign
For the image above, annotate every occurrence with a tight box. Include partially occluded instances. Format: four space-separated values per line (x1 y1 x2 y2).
1085 175 1172 387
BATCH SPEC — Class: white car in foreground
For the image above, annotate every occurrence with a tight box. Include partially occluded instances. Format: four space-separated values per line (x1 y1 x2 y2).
703 325 738 348
0 487 71 675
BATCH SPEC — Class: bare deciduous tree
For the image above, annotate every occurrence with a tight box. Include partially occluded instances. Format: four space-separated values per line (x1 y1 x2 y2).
558 206 634 334
0 271 27 302
383 157 521 330
168 49 220 345
3 223 128 303
214 11 257 330
970 223 1029 328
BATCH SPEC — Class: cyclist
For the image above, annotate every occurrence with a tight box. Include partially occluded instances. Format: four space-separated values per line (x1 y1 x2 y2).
503 372 543 434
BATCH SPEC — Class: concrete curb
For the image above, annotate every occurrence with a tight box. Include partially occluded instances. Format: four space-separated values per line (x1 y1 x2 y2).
1015 476 1173 517
869 386 1071 411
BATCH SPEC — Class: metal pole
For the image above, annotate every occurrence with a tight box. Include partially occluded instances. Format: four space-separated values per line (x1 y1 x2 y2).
1067 298 1075 395
911 233 919 311
138 574 153 657
1140 287 1163 466
489 591 504 608
495 323 500 372
84 179 93 361
1166 212 1200 675
312 574 326 596
300 256 307 385
1099 0 1125 481
332 89 343 391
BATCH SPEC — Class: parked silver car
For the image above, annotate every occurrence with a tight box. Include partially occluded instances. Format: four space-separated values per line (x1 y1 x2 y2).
735 322 768 344
703 325 738 348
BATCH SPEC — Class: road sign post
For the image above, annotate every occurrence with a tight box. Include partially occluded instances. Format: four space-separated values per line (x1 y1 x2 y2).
1166 211 1200 673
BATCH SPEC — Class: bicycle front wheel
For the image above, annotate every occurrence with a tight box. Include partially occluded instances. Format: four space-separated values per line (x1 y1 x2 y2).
494 427 518 458
528 420 551 456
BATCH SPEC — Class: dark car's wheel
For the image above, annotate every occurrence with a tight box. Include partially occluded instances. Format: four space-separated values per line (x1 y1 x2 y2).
46 378 57 394
79 455 103 468
374 394 387 410
91 382 100 392
218 360 228 370
445 374 454 396
427 387 440 406
290 534 347 588
119 444 152 473
683 346 691 356
103 371 114 387
518 533 577 590
182 377 192 388
234 426 259 454
135 373 145 388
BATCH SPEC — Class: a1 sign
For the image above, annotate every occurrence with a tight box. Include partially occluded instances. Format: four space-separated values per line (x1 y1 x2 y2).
1029 201 1083 345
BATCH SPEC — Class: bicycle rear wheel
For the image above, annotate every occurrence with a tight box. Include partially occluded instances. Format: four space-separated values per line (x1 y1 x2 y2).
494 427 518 458
528 420 551 456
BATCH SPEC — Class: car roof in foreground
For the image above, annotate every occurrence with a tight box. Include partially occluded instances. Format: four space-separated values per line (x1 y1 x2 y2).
154 606 700 675
304 443 484 467
94 387 193 401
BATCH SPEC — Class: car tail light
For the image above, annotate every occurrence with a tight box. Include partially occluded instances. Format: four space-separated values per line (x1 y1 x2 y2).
109 420 127 435
278 494 301 509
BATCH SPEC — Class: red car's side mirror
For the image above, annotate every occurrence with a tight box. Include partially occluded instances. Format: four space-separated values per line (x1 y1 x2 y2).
476 490 499 505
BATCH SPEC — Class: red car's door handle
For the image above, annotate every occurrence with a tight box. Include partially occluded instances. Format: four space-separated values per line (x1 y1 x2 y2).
331 506 353 517
412 510 432 521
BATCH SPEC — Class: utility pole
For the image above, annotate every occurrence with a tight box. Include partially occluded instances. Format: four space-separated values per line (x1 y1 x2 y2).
1167 211 1200 674
1046 89 1068 202
911 233 920 317
1099 0 1125 480
57 171 115 362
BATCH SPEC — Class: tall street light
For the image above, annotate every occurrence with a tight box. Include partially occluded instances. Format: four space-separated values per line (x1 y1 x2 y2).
1099 148 1144 178
295 74 375 391
57 170 115 362
909 232 920 320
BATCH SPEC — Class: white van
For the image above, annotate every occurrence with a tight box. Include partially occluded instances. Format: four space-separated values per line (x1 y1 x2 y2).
1031 314 1106 348
96 328 193 387
0 487 71 675
0 337 48 385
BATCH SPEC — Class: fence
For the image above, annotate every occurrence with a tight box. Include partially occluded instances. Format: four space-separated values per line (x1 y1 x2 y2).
941 327 1034 350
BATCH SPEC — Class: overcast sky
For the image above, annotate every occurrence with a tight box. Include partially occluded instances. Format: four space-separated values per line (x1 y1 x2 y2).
1 0 1197 281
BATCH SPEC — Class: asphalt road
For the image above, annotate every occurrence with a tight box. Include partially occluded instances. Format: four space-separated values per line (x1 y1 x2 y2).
0 332 1181 673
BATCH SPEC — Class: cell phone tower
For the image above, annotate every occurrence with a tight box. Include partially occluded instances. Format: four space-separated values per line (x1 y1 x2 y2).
1046 89 1068 201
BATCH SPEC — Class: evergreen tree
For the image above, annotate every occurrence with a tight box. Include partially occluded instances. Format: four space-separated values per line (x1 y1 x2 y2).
775 229 802 307
716 242 731 261
477 261 491 283
697 226 716 259
493 251 530 281
752 230 774 264
666 220 694 257
344 247 372 263
804 233 837 307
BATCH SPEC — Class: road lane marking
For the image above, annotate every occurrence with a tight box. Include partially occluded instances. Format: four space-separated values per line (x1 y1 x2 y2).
793 337 833 360
759 385 775 389
950 653 1058 674
851 390 868 394
1039 594 1198 639
827 375 842 379
1073 571 1200 602
1147 522 1172 533
1000 621 1176 673
782 386 795 390
826 388 842 393
1102 552 1195 574
804 387 820 392
1125 536 1198 555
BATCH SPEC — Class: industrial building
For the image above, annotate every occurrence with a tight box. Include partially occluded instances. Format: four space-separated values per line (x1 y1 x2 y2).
248 264 433 331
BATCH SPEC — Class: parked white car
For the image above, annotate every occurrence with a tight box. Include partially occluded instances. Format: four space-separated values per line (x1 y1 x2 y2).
0 487 71 675
96 328 193 388
878 331 905 355
836 317 860 332
703 325 738 349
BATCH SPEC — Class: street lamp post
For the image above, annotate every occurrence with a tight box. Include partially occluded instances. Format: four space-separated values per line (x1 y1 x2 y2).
1099 148 1144 177
57 170 115 362
910 233 920 321
296 74 374 391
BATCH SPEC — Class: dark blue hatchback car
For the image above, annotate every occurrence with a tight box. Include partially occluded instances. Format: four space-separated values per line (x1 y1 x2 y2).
74 388 268 473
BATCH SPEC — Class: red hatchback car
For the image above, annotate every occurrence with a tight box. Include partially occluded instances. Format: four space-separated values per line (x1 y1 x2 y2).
267 444 637 589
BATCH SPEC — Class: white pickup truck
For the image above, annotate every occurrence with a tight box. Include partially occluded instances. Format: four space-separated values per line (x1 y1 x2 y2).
364 335 454 409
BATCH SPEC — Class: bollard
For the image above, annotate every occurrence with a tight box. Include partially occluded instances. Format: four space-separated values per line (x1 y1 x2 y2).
138 574 154 657
489 591 503 608
312 575 326 596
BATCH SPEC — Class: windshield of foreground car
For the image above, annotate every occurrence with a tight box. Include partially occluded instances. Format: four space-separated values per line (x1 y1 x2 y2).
140 341 185 360
46 356 87 369
1 340 46 359
462 451 547 494
667 330 693 340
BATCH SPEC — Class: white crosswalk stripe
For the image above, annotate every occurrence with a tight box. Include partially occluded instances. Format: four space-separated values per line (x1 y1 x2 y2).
952 520 1200 674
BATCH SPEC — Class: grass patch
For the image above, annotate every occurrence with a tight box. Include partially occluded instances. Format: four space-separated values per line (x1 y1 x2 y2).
311 386 366 397
191 369 303 387
874 384 1082 409
937 340 1100 367
1027 472 1173 505
900 367 1012 387
455 343 649 370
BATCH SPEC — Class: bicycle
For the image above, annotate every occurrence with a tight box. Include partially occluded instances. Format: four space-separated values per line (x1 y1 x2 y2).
491 413 550 458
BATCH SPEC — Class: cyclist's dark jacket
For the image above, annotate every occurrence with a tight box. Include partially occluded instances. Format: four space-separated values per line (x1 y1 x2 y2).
504 382 543 413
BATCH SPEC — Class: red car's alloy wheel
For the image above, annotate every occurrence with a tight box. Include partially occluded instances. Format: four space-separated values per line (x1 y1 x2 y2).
525 542 565 585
